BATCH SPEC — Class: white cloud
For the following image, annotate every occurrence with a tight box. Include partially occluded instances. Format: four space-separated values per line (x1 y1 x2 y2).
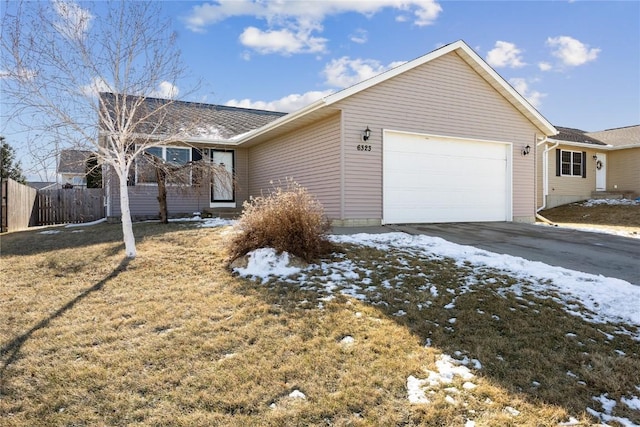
323 57 405 88
52 0 93 41
226 89 334 113
79 79 178 99
239 26 327 55
509 77 546 108
184 1 442 55
150 81 179 99
350 29 368 44
546 36 600 67
185 0 442 31
485 41 526 68
79 76 112 97
412 0 443 26
538 62 552 72
0 68 37 81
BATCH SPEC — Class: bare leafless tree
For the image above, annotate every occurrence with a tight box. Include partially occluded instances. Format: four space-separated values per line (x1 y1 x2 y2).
1 0 205 258
141 151 233 224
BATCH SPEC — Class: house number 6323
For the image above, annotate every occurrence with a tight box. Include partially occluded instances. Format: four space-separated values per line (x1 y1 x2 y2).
357 144 372 151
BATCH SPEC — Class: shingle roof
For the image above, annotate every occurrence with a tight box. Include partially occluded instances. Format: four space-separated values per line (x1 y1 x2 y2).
585 125 640 147
99 93 286 141
551 126 607 146
58 149 93 174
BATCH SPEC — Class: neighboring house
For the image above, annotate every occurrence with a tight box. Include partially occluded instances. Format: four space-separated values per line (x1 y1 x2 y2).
537 125 639 209
104 40 558 225
58 149 93 188
27 181 59 190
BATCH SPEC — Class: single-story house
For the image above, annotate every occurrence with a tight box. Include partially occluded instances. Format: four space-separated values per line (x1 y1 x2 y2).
58 149 94 188
104 40 559 225
537 125 639 209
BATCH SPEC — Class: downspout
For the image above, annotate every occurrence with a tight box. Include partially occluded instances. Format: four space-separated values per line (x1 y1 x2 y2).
535 136 559 224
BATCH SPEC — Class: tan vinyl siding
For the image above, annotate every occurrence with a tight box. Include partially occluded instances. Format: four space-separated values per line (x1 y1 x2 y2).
545 144 597 207
334 52 539 221
112 186 210 219
247 113 342 218
109 145 248 219
608 148 640 194
234 148 250 205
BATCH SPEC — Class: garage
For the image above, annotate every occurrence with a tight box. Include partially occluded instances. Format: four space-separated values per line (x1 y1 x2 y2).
383 130 512 224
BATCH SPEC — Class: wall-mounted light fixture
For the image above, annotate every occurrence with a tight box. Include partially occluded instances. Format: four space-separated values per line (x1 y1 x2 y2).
522 145 531 156
592 154 598 161
362 126 371 141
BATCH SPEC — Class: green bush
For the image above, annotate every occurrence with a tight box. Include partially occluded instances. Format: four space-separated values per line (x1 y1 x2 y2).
228 179 334 263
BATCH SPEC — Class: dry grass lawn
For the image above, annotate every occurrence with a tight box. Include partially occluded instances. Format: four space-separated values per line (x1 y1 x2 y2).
1 221 638 426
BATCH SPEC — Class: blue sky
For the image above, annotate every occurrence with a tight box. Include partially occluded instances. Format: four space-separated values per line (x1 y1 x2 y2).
2 1 639 180
166 0 639 130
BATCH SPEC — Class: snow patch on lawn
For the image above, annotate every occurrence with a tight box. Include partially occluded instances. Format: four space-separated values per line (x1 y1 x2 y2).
168 213 235 228
407 354 478 404
330 232 640 328
234 231 640 329
588 393 640 426
231 231 640 422
582 198 639 207
234 248 301 283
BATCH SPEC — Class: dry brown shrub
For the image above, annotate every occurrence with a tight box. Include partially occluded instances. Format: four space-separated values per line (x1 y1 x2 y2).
228 179 334 263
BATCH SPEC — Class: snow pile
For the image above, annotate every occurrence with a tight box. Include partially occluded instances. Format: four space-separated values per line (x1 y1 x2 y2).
233 248 302 283
582 198 639 207
407 354 478 404
288 389 306 399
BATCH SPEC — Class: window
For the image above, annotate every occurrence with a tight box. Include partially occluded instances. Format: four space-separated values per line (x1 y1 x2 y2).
557 149 586 178
136 146 191 184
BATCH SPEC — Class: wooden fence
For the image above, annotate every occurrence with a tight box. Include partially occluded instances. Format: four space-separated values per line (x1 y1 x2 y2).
36 188 105 226
1 178 38 233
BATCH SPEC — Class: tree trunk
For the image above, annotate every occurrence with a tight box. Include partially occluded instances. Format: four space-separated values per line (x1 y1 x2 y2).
118 172 137 258
156 166 168 224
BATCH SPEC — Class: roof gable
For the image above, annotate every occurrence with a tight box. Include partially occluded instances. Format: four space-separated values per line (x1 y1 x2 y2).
585 125 640 148
325 41 555 135
58 149 93 174
238 40 557 145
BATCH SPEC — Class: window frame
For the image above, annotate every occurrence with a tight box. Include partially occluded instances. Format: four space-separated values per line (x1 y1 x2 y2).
135 145 192 186
559 149 585 178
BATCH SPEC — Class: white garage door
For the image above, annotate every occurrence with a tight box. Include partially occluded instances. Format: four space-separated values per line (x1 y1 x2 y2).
383 131 511 224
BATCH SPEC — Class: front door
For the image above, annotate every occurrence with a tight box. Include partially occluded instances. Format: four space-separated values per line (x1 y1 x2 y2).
210 150 234 205
595 152 606 191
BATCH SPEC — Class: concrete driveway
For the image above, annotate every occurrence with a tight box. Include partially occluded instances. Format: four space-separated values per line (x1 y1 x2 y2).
391 223 640 285
333 223 640 285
